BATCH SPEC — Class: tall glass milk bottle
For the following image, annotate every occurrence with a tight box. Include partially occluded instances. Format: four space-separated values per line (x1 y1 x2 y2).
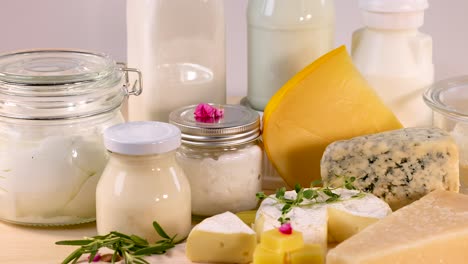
247 0 335 111
127 0 226 122
352 0 434 127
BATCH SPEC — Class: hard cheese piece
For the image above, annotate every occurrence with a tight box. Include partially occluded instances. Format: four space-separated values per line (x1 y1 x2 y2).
290 244 324 264
261 229 304 253
321 127 460 210
327 191 468 264
254 188 391 249
262 45 402 188
185 211 257 264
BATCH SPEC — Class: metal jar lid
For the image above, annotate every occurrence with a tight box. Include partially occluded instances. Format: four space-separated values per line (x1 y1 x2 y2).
169 104 261 147
423 75 468 121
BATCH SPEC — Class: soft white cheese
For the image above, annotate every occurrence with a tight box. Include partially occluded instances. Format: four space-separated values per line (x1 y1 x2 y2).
254 188 391 249
186 211 257 264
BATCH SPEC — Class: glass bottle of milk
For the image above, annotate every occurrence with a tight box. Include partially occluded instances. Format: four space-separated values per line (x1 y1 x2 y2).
352 0 434 127
127 0 226 122
247 0 335 111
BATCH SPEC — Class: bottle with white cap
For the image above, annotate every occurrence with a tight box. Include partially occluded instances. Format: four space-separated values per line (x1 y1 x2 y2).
96 121 191 242
351 0 434 127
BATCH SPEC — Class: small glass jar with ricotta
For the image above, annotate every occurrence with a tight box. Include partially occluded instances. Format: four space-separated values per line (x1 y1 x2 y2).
96 122 192 242
0 49 141 226
424 76 468 194
169 104 263 217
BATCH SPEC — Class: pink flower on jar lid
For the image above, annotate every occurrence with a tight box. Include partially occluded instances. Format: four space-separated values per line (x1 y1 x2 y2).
278 222 293 235
194 103 224 123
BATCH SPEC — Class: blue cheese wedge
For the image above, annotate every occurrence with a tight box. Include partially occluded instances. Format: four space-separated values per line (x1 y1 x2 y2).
254 188 391 250
321 127 459 210
186 211 257 264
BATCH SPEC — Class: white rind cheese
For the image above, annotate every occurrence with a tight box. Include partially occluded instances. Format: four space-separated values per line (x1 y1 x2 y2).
185 211 257 264
254 188 391 250
321 127 459 210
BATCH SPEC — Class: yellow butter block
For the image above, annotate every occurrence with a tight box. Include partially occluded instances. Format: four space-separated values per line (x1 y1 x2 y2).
253 245 285 264
261 229 304 253
290 244 324 264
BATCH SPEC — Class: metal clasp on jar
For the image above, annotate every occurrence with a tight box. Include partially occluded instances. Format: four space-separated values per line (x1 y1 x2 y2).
117 62 143 96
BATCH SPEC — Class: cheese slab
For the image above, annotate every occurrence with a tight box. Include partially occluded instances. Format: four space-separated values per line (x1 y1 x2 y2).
262 46 402 188
254 188 391 250
326 191 468 264
321 127 460 210
185 211 257 264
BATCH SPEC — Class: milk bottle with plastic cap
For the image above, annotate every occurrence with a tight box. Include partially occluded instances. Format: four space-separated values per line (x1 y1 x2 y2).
351 0 434 127
247 0 335 111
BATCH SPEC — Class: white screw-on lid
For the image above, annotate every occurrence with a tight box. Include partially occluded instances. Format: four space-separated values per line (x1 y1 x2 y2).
359 0 428 29
104 121 181 155
359 0 428 13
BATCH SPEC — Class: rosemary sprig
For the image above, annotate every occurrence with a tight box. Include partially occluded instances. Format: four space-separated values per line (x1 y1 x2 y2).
256 177 365 225
56 221 180 264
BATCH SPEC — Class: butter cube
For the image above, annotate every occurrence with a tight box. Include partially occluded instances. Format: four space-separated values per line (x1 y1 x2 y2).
253 245 285 264
261 229 304 253
290 244 324 264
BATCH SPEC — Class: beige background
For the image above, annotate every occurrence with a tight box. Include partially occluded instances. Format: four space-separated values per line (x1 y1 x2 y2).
0 0 466 96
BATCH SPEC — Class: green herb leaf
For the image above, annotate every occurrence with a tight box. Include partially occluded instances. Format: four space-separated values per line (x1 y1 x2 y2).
130 235 149 246
256 192 267 200
276 187 286 199
310 180 322 187
55 240 93 246
303 189 314 199
294 183 301 193
153 221 170 240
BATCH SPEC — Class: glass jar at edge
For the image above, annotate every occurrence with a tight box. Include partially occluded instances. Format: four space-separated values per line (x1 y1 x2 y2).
0 49 142 226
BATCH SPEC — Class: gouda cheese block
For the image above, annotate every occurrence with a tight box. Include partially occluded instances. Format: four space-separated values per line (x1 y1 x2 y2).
327 191 468 264
262 46 402 187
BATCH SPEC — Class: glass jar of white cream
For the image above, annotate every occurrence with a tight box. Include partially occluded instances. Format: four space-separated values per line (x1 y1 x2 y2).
169 104 263 217
96 122 192 242
0 49 141 226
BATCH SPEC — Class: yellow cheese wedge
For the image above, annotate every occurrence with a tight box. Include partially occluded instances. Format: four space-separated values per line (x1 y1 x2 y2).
262 46 403 187
327 191 468 264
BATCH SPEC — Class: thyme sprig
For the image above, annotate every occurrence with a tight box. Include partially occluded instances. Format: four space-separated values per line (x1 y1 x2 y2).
56 221 180 264
256 176 365 224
